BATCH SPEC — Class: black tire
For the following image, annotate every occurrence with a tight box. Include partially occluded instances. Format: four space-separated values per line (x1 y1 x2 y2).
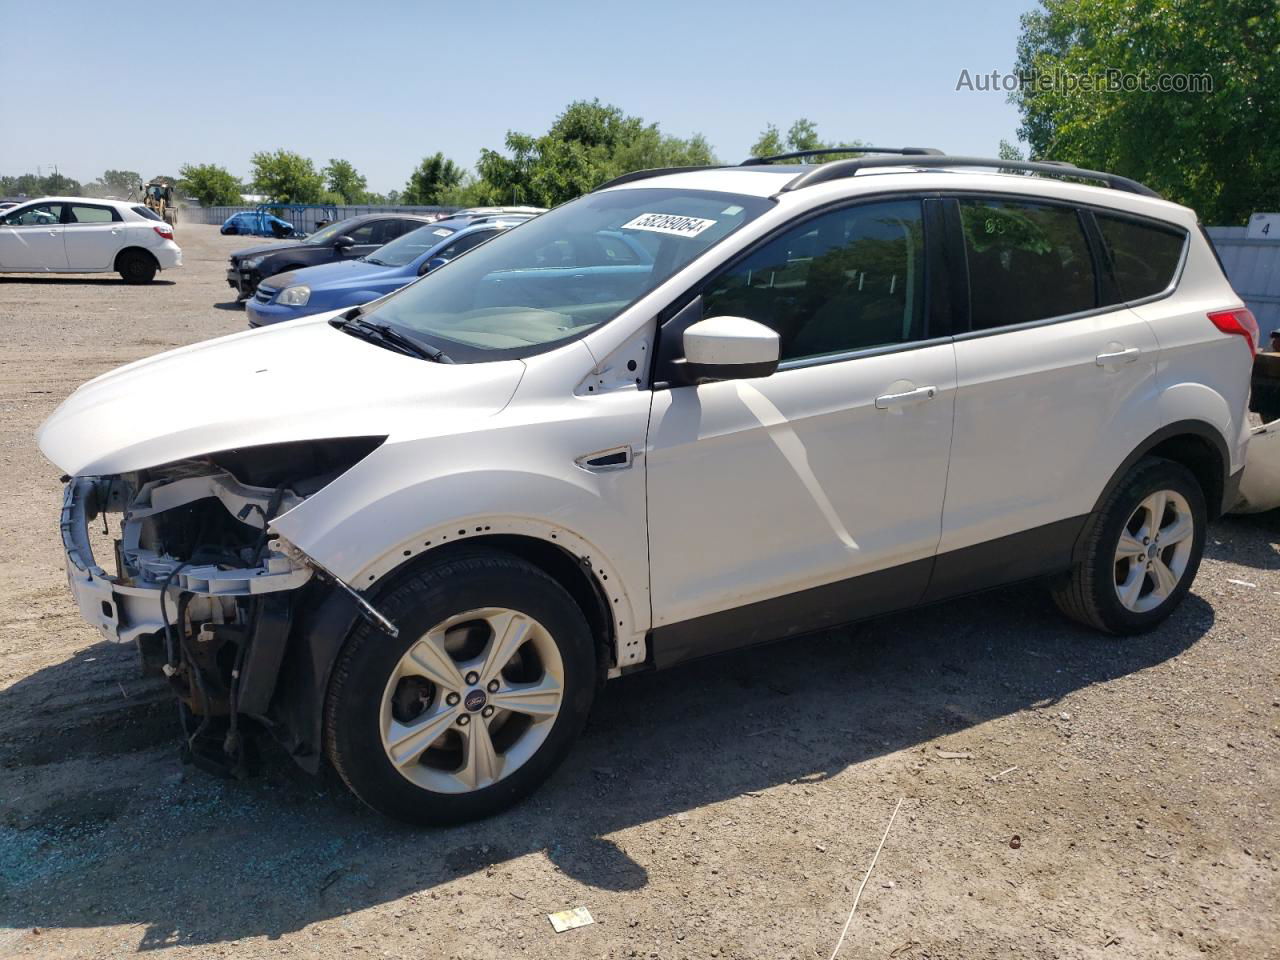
1052 457 1206 634
117 250 158 284
324 549 596 825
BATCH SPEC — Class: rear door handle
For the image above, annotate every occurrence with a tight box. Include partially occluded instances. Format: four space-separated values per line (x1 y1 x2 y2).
1096 347 1141 367
875 385 937 410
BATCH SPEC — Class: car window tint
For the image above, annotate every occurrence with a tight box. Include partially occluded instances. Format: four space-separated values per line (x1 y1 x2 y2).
66 205 119 224
1095 213 1186 301
4 202 62 226
958 199 1096 329
439 230 495 258
347 221 381 243
703 199 927 362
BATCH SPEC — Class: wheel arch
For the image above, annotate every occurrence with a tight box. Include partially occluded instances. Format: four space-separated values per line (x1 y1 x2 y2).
1073 419 1229 563
113 246 159 271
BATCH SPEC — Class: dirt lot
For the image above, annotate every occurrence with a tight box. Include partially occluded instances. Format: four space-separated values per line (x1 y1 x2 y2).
0 223 1277 959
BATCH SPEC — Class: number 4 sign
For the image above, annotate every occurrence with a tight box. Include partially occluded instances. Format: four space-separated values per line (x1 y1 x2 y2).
1247 212 1280 240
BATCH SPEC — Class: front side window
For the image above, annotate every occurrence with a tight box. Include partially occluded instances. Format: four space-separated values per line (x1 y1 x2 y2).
702 199 926 362
437 229 496 259
4 202 62 226
1095 213 1186 301
365 224 457 267
362 188 772 361
305 218 361 245
958 199 1096 329
65 204 119 224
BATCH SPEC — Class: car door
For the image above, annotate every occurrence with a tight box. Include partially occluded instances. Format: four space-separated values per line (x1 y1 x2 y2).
0 202 67 271
62 203 125 270
926 195 1160 600
344 219 393 260
645 197 958 664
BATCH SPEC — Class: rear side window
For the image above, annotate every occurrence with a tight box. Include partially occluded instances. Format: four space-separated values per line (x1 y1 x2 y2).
133 205 162 221
958 199 1096 329
1095 213 1186 301
703 198 926 362
65 204 120 224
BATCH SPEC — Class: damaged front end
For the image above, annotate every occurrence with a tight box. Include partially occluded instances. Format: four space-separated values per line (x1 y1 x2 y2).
59 438 383 776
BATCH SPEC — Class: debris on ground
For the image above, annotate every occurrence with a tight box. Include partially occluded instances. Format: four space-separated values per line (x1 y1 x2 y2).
548 907 594 933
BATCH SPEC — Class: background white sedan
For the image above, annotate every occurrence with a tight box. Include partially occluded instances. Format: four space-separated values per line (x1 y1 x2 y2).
0 196 182 283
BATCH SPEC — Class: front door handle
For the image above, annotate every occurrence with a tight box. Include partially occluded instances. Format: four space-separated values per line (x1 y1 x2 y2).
1096 346 1141 367
875 385 937 410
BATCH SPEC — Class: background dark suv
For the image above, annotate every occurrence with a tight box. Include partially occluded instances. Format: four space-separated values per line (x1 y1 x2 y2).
225 213 440 301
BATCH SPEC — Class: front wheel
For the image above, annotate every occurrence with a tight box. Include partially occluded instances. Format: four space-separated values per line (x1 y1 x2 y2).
1053 457 1206 634
324 549 596 824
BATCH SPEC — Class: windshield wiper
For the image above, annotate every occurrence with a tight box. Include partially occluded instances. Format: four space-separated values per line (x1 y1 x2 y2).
362 256 390 266
329 313 452 363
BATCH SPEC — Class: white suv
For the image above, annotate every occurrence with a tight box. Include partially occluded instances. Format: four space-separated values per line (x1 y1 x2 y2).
37 151 1253 823
1 196 181 282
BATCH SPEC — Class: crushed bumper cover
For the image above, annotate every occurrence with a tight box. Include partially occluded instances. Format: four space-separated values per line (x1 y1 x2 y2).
60 474 313 645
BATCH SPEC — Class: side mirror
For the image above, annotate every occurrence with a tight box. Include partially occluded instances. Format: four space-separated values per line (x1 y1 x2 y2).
681 316 780 383
419 256 449 276
334 235 356 250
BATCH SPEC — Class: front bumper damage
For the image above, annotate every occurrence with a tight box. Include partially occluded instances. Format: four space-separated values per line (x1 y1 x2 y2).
61 473 311 645
226 262 261 299
60 466 322 774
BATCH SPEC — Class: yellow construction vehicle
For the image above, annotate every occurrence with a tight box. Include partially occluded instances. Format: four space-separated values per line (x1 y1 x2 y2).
140 178 178 225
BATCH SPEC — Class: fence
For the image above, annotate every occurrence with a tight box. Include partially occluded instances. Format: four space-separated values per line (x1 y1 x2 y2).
180 203 457 233
1206 226 1280 333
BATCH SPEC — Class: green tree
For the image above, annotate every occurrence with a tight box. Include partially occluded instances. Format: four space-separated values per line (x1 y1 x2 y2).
474 99 717 208
101 169 141 196
249 150 324 203
749 119 864 162
41 172 81 195
324 158 368 203
177 163 243 206
1012 0 1280 224
403 153 465 205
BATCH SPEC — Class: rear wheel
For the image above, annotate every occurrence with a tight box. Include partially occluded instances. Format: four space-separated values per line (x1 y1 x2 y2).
324 550 596 825
117 250 157 284
1053 457 1206 634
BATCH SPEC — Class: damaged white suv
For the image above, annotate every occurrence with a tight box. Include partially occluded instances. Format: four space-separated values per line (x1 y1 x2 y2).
39 150 1254 824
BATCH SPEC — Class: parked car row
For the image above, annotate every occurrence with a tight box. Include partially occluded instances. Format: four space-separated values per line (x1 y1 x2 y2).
246 214 536 326
229 206 546 324
0 196 181 282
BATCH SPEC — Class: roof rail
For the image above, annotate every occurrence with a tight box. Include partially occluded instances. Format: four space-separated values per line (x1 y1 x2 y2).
779 154 1161 198
595 165 727 191
741 146 943 165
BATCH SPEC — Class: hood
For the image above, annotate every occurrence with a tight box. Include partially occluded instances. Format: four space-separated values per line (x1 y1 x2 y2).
261 258 397 293
231 240 307 261
37 315 526 477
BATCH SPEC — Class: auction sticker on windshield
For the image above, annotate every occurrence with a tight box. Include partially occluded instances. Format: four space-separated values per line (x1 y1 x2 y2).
622 213 717 237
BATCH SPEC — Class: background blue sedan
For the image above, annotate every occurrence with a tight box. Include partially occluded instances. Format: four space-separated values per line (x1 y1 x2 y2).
246 215 535 326
221 210 298 237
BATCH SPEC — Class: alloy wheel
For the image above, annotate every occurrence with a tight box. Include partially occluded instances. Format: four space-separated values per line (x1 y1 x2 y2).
1113 489 1195 613
379 607 564 794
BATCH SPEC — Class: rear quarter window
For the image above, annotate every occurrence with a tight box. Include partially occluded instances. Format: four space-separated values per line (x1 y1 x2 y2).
1095 213 1187 301
132 205 163 221
958 198 1097 330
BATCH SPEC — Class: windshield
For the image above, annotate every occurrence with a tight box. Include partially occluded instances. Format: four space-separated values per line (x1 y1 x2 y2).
362 188 772 361
305 219 356 245
367 223 457 267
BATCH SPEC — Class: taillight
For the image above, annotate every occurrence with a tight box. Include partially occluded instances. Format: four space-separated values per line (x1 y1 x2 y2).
153 225 173 240
1208 308 1259 356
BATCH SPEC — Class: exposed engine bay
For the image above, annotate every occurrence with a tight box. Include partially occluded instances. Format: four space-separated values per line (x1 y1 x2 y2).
59 438 384 776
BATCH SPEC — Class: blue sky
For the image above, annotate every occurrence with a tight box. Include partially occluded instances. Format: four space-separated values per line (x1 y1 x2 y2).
1 0 1036 192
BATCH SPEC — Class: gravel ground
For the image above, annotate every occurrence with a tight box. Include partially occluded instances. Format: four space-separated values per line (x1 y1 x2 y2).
0 224 1277 959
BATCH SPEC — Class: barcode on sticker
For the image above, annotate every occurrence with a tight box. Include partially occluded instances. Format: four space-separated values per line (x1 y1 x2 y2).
621 213 717 237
